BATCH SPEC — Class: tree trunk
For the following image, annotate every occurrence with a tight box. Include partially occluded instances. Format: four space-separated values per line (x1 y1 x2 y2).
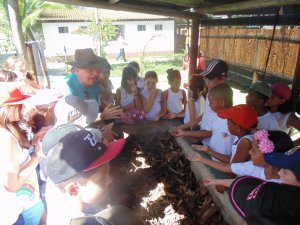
6 0 29 69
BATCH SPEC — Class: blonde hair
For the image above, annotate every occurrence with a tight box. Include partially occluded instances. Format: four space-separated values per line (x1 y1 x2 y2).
0 105 31 148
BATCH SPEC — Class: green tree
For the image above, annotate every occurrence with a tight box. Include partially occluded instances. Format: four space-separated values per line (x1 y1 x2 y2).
0 5 13 53
74 15 118 57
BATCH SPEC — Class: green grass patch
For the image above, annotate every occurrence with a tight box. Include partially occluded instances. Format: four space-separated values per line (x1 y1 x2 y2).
110 58 182 78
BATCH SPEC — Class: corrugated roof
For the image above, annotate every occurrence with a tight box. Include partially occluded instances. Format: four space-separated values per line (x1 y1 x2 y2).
40 9 172 22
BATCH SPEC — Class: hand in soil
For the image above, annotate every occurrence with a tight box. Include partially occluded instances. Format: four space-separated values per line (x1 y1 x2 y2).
187 152 203 162
192 144 208 152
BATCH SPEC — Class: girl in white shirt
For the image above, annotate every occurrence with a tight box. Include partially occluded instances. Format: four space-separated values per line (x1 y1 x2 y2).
115 66 142 111
159 69 187 120
177 75 206 130
141 71 162 121
266 83 300 146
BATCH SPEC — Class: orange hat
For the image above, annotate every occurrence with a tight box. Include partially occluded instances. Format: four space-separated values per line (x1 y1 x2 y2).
217 104 258 130
0 87 31 106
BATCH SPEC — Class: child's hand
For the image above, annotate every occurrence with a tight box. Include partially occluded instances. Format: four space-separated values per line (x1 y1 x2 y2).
152 116 160 122
101 104 123 120
131 84 139 95
192 144 208 152
187 152 203 162
202 178 219 186
165 112 176 119
170 128 184 136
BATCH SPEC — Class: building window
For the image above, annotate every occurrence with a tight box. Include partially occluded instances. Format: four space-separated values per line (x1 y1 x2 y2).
155 24 163 30
137 25 146 31
58 27 69 33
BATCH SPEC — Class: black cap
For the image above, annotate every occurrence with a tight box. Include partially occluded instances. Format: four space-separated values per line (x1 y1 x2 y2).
200 59 228 79
229 176 300 225
43 127 126 184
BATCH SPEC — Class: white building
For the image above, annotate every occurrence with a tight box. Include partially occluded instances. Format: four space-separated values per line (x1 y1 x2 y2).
40 9 175 57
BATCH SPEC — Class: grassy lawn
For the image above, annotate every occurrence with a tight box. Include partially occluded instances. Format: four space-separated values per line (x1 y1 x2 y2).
110 54 182 77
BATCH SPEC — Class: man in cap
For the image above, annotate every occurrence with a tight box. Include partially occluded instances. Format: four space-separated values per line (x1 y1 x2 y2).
66 48 122 120
43 125 142 225
243 81 280 130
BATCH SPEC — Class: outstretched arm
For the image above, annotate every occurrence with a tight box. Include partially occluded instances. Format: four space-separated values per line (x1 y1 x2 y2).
187 152 232 173
202 178 234 187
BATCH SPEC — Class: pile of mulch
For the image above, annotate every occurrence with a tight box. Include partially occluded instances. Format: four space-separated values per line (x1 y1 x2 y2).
110 131 228 225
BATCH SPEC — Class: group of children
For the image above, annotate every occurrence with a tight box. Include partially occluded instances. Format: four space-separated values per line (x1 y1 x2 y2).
115 61 206 127
167 59 300 224
1 51 300 224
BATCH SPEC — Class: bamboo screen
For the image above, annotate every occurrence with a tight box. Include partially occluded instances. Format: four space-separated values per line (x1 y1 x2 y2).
199 27 300 80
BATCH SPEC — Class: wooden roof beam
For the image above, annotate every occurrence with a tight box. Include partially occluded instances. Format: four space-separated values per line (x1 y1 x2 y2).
197 0 300 14
200 14 300 26
47 0 201 19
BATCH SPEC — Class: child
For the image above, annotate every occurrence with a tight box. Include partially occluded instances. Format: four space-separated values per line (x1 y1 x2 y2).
0 69 18 82
243 81 280 131
218 147 300 225
192 104 257 166
115 66 142 111
174 83 233 160
172 59 228 146
140 71 162 121
199 130 294 184
266 83 300 146
159 69 187 120
98 64 114 112
128 61 144 89
177 75 206 130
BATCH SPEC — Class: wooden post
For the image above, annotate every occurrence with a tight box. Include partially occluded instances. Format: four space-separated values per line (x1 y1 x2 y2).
292 45 300 113
188 19 200 80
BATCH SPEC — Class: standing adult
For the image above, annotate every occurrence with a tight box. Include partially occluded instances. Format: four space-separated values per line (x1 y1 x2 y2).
116 33 127 62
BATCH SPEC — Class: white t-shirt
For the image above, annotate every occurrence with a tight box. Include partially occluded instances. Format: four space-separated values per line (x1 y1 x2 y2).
209 116 233 160
166 89 185 114
136 78 144 89
272 112 292 134
257 111 280 130
200 97 214 145
119 87 135 108
141 88 162 120
231 161 280 183
183 96 205 124
230 135 254 163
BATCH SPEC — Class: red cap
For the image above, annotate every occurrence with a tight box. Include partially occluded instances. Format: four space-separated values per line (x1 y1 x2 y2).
0 87 31 106
271 83 291 100
217 104 258 130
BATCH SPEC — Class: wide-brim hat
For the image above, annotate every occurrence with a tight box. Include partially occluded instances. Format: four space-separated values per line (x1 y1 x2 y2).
66 48 110 71
54 95 99 127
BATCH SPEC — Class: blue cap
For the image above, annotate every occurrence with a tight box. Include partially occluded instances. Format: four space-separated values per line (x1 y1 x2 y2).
264 146 300 177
